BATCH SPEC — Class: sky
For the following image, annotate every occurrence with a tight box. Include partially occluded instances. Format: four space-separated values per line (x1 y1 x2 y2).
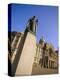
8 4 58 50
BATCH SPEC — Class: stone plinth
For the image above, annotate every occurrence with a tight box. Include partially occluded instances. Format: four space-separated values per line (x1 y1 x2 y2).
15 32 36 76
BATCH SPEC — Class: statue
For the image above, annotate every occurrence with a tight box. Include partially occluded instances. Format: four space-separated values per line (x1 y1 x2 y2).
26 16 38 34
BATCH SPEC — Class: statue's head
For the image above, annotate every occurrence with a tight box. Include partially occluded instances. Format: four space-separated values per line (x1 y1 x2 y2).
32 16 35 19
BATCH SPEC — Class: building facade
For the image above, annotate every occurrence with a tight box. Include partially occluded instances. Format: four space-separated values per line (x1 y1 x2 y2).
9 32 58 70
34 37 58 69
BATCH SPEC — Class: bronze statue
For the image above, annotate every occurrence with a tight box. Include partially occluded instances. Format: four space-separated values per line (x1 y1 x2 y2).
26 16 38 34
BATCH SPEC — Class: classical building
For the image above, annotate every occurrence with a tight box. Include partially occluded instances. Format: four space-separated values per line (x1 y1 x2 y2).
34 37 58 69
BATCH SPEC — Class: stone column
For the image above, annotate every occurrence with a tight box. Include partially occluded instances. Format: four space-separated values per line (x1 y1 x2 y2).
48 60 49 68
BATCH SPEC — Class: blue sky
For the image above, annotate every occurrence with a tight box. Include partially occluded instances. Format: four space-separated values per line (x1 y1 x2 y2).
9 4 58 50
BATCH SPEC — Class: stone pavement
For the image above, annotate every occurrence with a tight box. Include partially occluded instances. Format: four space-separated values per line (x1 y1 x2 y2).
32 64 58 75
